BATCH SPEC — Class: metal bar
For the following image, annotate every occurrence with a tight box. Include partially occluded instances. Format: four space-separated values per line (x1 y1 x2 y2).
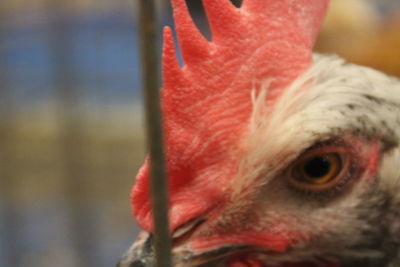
138 1 172 266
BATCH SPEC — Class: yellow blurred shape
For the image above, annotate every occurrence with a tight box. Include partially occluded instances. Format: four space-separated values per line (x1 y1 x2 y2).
317 0 400 77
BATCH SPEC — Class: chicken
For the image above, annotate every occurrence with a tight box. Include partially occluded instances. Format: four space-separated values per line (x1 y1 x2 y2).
119 0 400 266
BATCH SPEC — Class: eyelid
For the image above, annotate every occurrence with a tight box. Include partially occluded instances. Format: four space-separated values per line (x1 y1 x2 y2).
295 146 349 163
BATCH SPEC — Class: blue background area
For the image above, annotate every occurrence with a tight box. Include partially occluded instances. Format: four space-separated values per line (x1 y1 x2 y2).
2 12 144 106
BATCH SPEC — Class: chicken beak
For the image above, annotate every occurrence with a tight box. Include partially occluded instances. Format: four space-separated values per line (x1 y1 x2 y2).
117 231 156 267
117 230 251 267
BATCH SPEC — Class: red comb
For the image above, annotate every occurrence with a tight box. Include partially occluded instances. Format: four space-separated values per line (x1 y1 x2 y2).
132 0 330 231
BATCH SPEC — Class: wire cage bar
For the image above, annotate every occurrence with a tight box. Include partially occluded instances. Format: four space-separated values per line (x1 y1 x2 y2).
138 0 173 266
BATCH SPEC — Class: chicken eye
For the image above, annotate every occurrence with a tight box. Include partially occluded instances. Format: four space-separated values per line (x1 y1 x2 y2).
287 149 349 192
299 154 340 184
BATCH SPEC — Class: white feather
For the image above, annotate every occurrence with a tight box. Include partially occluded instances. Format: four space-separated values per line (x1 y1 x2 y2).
235 54 400 194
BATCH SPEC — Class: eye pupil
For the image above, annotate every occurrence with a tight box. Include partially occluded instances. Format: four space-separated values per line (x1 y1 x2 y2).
303 156 331 179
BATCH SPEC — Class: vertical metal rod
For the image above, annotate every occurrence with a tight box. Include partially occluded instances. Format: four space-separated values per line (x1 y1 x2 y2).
138 1 172 266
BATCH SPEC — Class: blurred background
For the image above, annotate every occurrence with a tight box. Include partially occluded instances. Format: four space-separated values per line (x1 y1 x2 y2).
0 0 399 266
